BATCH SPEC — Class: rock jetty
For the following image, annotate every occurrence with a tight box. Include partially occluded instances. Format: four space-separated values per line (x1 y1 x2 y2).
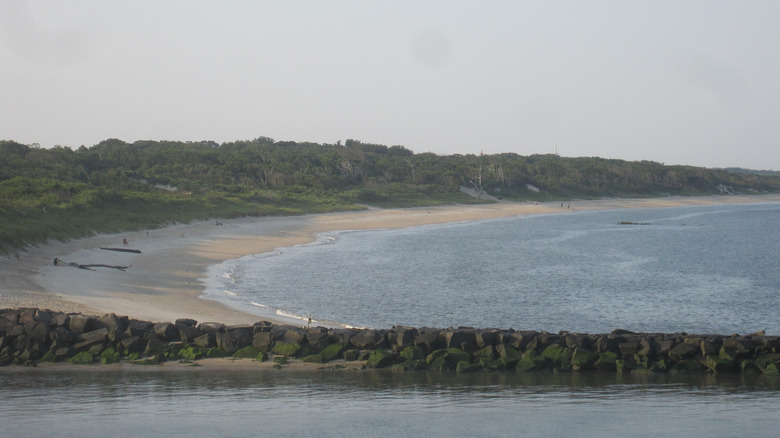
1 308 779 375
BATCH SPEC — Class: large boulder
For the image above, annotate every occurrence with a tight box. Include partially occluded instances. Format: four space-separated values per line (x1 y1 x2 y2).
23 321 50 343
252 332 274 352
216 326 252 352
194 333 216 349
49 326 78 344
475 330 499 348
74 328 108 352
179 326 203 344
95 313 128 333
388 327 417 349
305 328 331 350
350 330 386 349
68 314 95 334
415 329 444 352
667 342 698 361
153 323 179 341
444 329 477 349
125 320 152 337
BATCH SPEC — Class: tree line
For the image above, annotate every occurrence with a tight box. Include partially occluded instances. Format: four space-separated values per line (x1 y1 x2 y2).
2 137 779 251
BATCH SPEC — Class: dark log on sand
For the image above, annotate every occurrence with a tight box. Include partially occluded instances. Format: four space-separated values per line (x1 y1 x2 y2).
66 262 131 271
100 247 142 254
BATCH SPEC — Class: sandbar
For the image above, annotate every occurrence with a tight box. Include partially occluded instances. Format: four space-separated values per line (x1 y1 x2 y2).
2 194 779 326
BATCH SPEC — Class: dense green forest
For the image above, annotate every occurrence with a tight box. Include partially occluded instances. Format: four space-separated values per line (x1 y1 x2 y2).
2 137 779 252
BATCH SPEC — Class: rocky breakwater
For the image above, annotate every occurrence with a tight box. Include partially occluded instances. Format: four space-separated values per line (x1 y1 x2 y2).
1 308 779 376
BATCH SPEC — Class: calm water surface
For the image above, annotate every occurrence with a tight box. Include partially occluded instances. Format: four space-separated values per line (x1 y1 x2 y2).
206 202 780 334
2 370 779 437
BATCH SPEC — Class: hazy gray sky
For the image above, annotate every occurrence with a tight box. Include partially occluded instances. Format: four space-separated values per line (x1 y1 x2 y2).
2 1 779 169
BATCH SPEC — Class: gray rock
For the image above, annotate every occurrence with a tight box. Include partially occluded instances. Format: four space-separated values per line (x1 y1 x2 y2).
23 321 50 343
194 333 216 349
69 314 95 334
153 322 179 341
305 328 331 350
74 328 108 351
252 332 274 352
95 313 128 332
121 336 144 353
125 319 152 337
444 330 476 349
350 330 386 349
179 326 203 344
415 329 444 352
49 326 78 344
198 322 225 333
175 318 198 328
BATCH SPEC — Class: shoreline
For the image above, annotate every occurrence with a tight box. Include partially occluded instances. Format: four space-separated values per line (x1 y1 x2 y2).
2 194 780 326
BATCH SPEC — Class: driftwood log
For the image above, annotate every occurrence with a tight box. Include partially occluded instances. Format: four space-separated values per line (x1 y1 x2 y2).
100 247 142 254
65 262 131 271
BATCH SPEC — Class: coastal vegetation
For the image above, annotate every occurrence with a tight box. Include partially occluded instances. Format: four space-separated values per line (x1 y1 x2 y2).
2 137 780 252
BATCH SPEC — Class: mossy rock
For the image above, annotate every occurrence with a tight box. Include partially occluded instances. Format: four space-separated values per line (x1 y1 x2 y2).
178 346 204 361
594 351 618 372
571 348 599 371
273 356 288 365
740 359 760 375
0 355 13 366
342 350 360 361
133 354 165 365
755 354 780 372
428 356 453 371
761 362 780 376
426 350 447 366
68 351 94 365
100 348 120 365
478 358 507 371
631 367 656 376
443 348 471 365
400 359 428 371
669 359 705 375
399 345 425 361
541 345 572 368
206 348 230 358
256 352 269 362
705 355 737 375
472 345 495 359
365 349 397 368
516 355 548 372
40 350 58 363
320 343 345 361
497 345 523 361
517 350 549 372
167 344 183 358
301 354 325 363
616 359 635 374
456 360 480 373
650 359 670 373
233 346 260 359
126 352 141 362
357 351 371 361
271 342 301 357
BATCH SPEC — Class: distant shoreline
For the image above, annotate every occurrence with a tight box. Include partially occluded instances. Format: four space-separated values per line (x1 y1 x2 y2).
2 194 780 326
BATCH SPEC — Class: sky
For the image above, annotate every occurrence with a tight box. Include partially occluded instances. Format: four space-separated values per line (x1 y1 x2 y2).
1 1 779 170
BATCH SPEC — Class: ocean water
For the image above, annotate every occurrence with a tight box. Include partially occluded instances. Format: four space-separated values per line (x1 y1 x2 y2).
206 201 780 335
4 201 779 437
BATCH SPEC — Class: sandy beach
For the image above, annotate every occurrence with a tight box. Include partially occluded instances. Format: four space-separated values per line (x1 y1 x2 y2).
2 194 779 327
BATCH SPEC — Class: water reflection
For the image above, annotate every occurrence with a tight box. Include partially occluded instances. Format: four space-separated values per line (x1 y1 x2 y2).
2 370 779 437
